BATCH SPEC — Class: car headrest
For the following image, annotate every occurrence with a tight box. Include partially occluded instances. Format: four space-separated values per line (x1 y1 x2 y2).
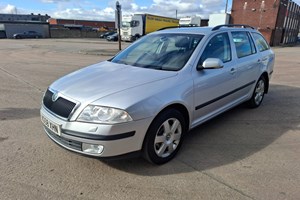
175 37 190 48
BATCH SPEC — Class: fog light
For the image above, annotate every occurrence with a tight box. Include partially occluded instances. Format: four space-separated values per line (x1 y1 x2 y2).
82 143 104 154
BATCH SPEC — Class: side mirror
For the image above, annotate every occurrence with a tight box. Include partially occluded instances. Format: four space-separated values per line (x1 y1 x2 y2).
197 58 224 70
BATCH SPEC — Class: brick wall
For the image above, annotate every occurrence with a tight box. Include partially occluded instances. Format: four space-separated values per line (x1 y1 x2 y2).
50 29 105 38
230 0 290 46
48 18 115 29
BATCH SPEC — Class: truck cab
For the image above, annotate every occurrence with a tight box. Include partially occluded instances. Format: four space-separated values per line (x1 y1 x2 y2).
179 16 201 27
121 15 143 42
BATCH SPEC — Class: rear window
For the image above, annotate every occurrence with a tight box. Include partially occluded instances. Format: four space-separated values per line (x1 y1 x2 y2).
232 31 256 58
252 32 270 52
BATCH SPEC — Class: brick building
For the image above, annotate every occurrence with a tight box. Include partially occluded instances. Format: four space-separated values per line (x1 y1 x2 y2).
48 18 115 30
230 0 300 46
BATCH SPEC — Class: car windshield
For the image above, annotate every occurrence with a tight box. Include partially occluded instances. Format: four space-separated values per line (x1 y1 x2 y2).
111 33 203 71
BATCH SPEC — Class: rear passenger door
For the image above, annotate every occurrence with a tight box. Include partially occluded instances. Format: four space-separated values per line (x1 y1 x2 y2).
230 31 261 98
251 32 275 76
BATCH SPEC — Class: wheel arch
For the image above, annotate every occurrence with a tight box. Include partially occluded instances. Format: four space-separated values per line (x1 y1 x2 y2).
141 103 190 164
261 72 269 93
151 103 190 133
142 102 190 150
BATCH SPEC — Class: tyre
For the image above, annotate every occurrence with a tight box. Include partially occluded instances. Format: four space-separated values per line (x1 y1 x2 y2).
248 76 266 108
143 109 186 164
133 35 140 41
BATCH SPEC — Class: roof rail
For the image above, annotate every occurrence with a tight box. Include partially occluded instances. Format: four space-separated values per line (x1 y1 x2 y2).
158 25 202 31
212 24 255 31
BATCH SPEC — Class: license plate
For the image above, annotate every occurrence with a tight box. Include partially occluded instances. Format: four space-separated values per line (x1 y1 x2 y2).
41 114 61 136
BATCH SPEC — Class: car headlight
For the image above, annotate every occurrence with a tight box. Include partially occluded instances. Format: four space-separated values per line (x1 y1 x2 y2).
77 105 133 124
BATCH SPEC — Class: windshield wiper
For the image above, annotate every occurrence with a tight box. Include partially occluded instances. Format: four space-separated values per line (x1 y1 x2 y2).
143 65 163 70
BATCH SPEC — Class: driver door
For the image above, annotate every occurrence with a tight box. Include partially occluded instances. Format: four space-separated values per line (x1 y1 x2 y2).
192 32 238 125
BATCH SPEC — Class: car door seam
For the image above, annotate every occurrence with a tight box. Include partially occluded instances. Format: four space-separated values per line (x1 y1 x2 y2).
195 80 256 110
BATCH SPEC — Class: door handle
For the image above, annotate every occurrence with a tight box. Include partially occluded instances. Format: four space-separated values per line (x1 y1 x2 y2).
258 57 268 63
230 68 236 74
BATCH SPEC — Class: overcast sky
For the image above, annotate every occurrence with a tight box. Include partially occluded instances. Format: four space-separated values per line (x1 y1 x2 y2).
0 0 300 21
0 0 234 20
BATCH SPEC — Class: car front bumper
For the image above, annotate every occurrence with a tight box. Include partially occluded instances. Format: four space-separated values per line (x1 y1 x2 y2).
121 35 133 42
40 106 152 157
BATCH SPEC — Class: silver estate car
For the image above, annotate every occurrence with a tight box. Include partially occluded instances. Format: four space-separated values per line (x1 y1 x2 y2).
41 25 275 164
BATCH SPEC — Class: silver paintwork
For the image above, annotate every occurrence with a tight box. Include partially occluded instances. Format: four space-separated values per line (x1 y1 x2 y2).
202 58 224 69
41 27 275 158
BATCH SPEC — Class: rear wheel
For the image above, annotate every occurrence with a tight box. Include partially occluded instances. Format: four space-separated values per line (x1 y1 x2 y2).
248 76 266 108
143 109 186 164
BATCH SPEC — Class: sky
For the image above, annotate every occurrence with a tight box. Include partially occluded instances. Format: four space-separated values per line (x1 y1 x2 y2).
0 0 235 20
1 0 300 21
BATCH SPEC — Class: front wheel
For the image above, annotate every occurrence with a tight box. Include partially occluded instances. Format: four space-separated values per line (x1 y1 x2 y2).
143 109 186 164
248 76 266 108
133 35 140 41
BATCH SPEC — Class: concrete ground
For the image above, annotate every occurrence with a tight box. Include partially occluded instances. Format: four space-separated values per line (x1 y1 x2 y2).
0 38 299 200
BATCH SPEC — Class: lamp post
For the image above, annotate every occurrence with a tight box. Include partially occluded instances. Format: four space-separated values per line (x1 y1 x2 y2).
116 1 122 51
225 0 228 13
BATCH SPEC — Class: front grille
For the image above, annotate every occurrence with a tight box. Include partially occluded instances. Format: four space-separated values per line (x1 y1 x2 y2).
46 128 82 151
43 89 76 118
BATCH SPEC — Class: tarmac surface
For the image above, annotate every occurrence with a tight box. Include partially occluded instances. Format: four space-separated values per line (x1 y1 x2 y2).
0 38 299 200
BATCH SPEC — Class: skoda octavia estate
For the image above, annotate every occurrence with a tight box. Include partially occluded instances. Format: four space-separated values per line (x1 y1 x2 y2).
41 25 275 164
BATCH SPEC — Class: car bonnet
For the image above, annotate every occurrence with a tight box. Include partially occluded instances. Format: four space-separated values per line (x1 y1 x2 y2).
49 61 177 104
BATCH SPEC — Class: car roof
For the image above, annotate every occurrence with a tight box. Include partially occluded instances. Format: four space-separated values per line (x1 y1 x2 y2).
157 27 213 35
155 25 257 36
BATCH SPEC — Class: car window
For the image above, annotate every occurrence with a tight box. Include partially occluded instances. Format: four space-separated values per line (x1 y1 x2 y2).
131 20 140 27
111 33 203 71
232 31 256 58
247 32 257 54
252 32 270 52
199 33 231 65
